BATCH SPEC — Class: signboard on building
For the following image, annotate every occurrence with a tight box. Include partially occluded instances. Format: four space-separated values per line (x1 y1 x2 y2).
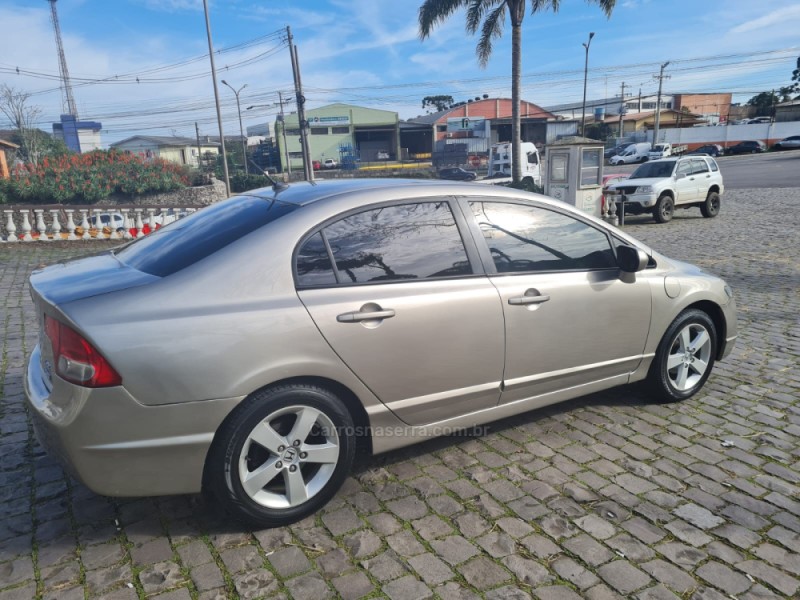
446 117 488 137
310 115 350 127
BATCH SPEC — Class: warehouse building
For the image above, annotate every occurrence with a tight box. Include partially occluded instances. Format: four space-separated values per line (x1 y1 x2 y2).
277 103 400 170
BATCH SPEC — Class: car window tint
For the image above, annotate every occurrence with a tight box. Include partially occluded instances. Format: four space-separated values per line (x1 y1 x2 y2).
323 202 471 283
469 202 616 273
691 158 709 174
676 161 692 176
116 196 296 277
296 232 337 287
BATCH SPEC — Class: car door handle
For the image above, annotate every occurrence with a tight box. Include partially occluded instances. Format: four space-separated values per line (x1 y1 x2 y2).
508 293 550 306
337 308 396 323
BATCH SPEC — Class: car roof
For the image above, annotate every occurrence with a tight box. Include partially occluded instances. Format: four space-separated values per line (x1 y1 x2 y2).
235 178 532 207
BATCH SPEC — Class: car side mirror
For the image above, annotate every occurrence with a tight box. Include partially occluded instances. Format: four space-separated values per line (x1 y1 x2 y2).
617 245 649 273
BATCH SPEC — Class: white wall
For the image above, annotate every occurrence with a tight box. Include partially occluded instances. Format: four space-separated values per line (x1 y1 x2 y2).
636 122 800 147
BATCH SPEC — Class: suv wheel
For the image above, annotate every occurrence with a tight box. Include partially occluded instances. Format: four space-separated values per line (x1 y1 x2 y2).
205 384 356 528
653 194 674 223
701 191 720 218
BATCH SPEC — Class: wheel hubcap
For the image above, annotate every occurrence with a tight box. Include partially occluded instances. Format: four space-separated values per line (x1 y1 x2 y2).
666 324 712 391
238 405 340 509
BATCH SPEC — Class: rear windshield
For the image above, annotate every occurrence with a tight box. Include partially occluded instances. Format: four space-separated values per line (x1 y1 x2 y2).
115 195 296 277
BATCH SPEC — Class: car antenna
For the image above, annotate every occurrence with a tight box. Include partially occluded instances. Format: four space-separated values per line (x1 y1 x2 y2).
248 159 289 191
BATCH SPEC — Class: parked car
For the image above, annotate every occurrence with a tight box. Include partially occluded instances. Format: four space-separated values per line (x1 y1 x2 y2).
687 144 724 157
26 179 737 527
604 144 630 160
438 167 477 181
312 160 321 171
747 117 771 124
323 158 338 169
727 140 766 155
606 155 724 223
773 136 800 150
609 142 651 165
88 212 125 231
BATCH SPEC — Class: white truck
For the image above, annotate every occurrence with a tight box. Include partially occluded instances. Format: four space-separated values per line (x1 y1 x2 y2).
482 142 542 186
609 142 651 165
648 143 688 160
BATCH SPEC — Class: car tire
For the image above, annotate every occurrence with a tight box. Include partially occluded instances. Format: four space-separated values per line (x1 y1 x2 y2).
205 383 356 528
647 309 717 403
653 194 674 223
701 191 721 218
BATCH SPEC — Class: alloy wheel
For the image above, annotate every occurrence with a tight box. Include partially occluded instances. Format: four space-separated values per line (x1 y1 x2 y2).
238 405 340 509
666 323 713 391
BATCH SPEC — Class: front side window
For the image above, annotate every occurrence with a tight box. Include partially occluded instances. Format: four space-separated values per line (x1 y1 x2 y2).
322 202 471 284
469 201 616 273
676 161 692 177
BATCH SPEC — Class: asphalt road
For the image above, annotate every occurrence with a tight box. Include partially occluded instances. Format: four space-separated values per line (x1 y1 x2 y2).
606 149 800 190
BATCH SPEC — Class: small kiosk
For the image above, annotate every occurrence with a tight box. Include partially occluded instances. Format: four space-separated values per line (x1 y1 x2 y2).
544 136 604 219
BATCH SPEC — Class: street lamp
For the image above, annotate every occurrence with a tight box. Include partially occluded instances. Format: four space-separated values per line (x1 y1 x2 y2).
221 79 249 175
201 0 229 196
581 32 595 138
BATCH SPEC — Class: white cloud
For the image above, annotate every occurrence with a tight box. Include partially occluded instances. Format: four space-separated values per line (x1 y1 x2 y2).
730 5 800 34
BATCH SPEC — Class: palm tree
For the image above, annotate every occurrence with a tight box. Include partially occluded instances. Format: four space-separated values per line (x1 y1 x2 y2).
419 0 616 184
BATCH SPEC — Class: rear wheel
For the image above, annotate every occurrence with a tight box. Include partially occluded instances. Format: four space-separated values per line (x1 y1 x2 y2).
701 191 720 218
648 309 717 403
205 384 356 528
653 194 674 223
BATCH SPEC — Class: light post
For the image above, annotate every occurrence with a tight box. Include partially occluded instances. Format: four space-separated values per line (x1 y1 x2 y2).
221 80 249 175
581 32 595 138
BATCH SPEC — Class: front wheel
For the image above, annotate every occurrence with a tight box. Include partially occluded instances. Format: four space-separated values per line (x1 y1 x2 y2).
205 384 356 528
653 194 674 223
701 191 720 218
648 309 717 403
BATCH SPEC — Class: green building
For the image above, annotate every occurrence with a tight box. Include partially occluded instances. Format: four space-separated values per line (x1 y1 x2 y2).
277 103 400 171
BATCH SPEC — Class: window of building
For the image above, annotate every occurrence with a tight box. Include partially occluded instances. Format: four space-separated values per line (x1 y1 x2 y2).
320 202 471 284
436 125 446 132
331 126 349 134
469 202 616 273
285 128 301 136
550 153 569 183
311 128 328 135
580 148 602 187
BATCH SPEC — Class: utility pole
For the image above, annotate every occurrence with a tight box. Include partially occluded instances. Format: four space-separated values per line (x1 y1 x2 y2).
221 80 249 175
278 91 291 176
287 26 313 182
618 81 627 139
652 62 670 147
580 32 595 138
202 0 230 196
195 122 202 170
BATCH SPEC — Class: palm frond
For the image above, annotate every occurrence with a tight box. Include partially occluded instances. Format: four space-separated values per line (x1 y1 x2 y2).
477 4 507 67
466 0 503 34
530 0 558 14
419 0 472 39
594 0 617 18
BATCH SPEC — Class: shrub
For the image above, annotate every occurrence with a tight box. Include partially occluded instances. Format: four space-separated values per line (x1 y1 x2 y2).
230 173 271 193
3 149 190 204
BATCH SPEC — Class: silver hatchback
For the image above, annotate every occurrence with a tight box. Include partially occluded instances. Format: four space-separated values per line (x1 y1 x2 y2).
25 179 737 527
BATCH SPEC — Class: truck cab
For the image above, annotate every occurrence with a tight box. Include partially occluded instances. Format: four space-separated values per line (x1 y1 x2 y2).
487 142 541 185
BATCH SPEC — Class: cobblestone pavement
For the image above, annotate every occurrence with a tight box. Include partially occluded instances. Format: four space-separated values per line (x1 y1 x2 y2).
1 188 799 600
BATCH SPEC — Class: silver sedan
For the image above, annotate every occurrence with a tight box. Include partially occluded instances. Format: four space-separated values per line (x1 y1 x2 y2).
25 179 737 527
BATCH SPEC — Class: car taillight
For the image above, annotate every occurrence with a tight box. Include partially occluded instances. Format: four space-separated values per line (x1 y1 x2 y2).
43 315 122 387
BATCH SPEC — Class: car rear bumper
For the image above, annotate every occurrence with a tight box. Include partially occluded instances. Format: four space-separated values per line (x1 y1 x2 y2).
25 344 242 497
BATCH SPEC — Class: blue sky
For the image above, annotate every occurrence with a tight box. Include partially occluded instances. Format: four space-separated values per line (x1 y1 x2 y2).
0 0 798 144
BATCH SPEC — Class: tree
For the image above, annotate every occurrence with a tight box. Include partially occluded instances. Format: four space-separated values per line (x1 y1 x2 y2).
422 95 455 112
746 91 779 118
419 0 616 184
0 85 46 166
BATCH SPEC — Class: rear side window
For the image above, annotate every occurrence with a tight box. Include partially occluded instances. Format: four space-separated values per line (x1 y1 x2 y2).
708 159 719 172
319 202 471 284
116 196 296 277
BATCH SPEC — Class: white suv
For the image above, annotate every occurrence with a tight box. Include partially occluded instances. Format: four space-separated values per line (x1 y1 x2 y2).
606 156 724 223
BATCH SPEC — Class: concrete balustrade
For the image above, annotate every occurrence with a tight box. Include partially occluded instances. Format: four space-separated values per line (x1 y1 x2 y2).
0 205 199 242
